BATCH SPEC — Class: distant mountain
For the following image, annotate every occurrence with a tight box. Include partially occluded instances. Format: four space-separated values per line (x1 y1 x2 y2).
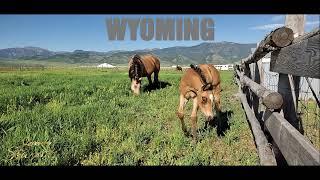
0 42 256 65
0 46 55 59
102 42 256 65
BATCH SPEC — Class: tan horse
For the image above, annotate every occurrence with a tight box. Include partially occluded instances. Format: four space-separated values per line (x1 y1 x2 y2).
176 64 221 141
128 54 160 95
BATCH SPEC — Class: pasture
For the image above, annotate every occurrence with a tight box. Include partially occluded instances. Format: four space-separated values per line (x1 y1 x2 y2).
0 68 259 165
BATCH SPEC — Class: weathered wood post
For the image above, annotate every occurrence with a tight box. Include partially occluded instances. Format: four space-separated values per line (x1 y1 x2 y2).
271 14 305 165
236 15 320 166
235 75 277 165
241 26 294 115
278 14 305 131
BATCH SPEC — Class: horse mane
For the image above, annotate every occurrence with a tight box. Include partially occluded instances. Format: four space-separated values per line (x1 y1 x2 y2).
190 64 213 91
130 54 143 80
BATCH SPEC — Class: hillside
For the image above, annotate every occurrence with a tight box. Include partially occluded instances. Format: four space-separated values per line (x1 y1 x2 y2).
0 46 56 59
0 42 256 66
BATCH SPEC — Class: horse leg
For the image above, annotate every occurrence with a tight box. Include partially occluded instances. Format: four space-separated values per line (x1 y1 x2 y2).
213 84 222 132
191 97 199 142
214 84 222 114
154 71 159 87
177 94 188 135
147 75 152 87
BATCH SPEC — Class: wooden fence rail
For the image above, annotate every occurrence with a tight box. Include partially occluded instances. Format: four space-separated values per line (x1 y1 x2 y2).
270 33 320 79
263 110 320 165
242 27 294 65
234 23 320 165
236 69 283 110
235 78 277 165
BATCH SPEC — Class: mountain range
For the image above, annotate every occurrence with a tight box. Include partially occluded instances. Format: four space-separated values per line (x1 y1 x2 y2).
0 42 256 66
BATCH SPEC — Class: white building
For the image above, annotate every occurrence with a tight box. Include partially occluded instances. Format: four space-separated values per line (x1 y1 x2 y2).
214 64 233 71
97 63 116 68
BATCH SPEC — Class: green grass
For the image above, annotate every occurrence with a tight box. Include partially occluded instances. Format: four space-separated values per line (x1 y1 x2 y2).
0 59 89 68
0 68 259 165
299 100 320 151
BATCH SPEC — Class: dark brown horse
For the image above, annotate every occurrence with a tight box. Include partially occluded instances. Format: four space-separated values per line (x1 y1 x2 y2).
176 65 182 71
128 54 160 95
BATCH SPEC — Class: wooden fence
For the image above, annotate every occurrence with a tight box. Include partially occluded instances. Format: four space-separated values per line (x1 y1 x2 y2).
234 24 320 165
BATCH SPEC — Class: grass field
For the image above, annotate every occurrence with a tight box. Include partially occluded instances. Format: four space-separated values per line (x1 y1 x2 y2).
0 68 259 165
299 100 320 151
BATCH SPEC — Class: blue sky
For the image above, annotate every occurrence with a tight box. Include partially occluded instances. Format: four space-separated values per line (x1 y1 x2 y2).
0 14 318 52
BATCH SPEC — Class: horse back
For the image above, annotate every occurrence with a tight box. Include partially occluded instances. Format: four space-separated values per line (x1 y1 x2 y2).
200 64 220 86
179 64 220 96
141 54 160 75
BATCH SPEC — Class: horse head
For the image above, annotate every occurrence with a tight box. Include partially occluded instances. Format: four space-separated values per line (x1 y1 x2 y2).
190 64 215 121
130 54 143 95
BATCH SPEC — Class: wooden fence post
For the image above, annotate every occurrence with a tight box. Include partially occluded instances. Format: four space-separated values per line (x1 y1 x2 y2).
272 14 305 165
235 16 320 165
277 14 305 131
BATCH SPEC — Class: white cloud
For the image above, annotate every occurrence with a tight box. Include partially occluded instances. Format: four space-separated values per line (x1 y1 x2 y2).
271 15 285 22
250 20 319 31
306 14 319 21
249 23 284 30
306 21 320 26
